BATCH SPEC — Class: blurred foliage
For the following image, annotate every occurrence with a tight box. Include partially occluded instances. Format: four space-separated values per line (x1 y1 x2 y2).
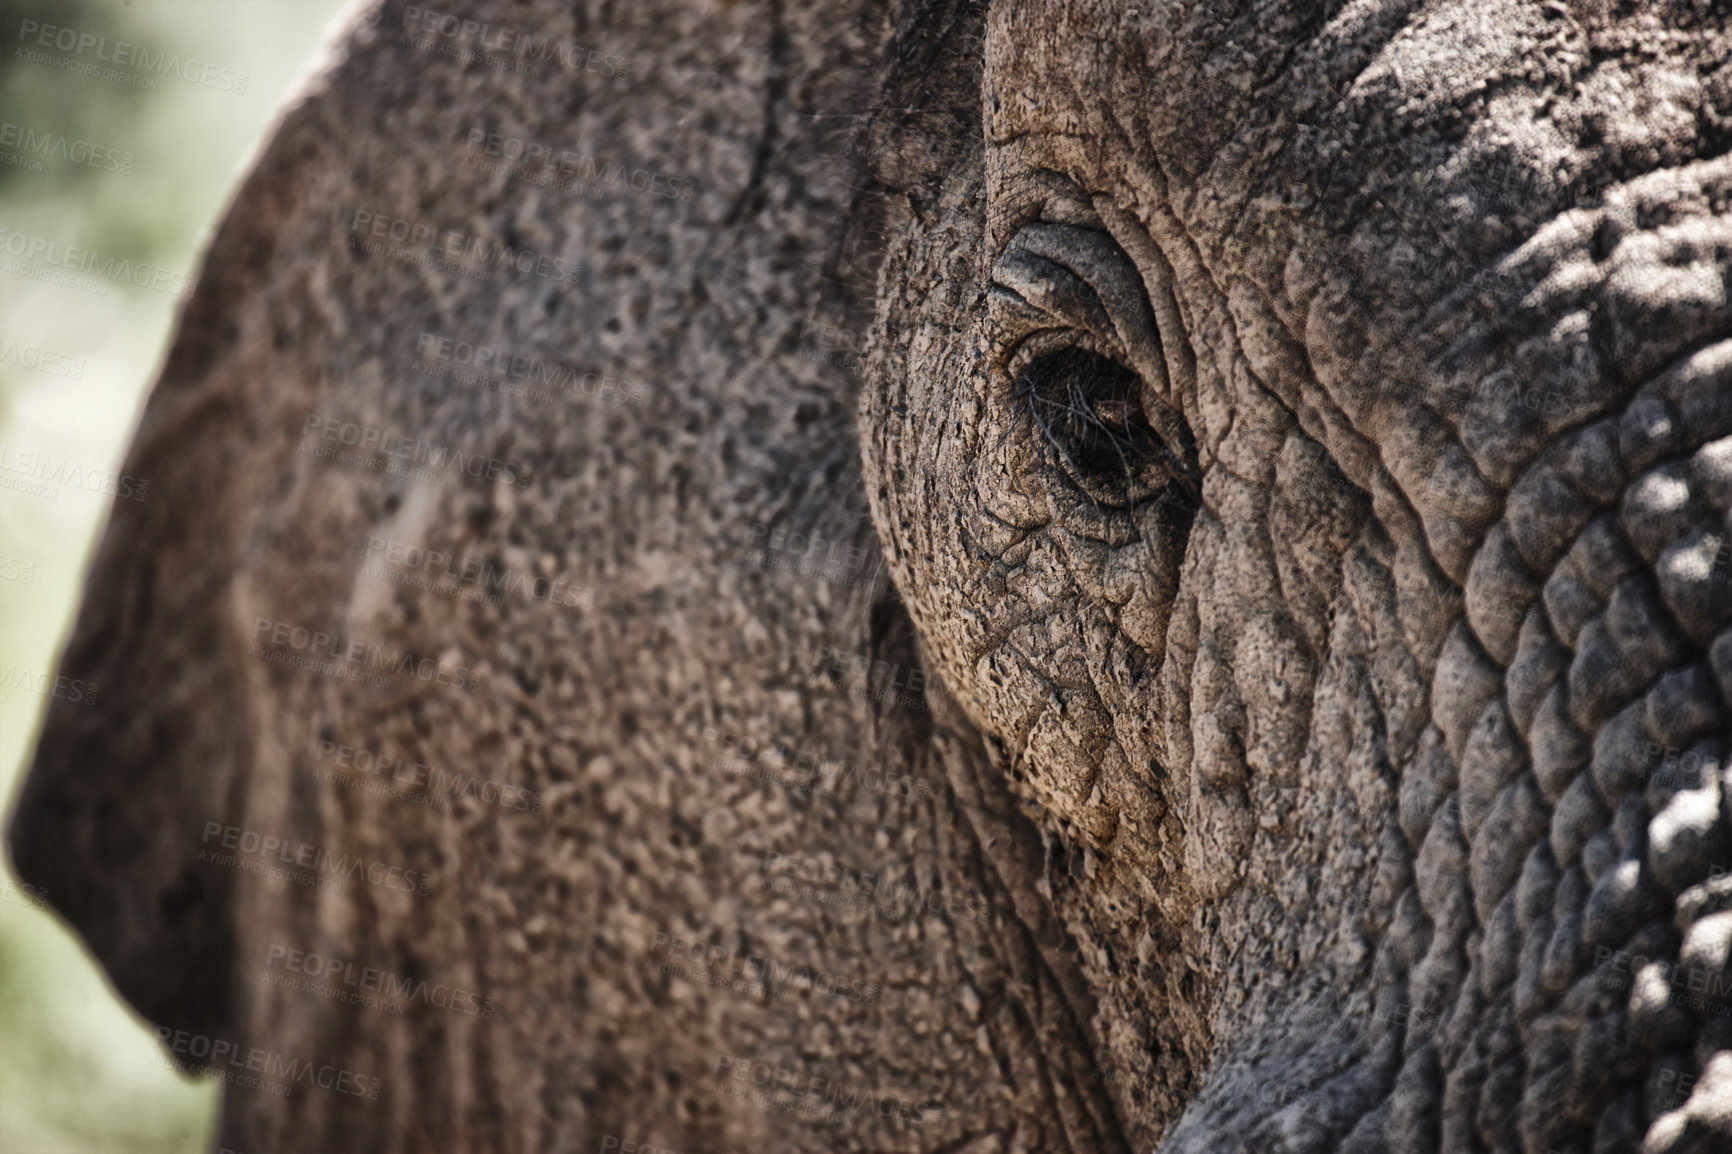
0 2 347 1150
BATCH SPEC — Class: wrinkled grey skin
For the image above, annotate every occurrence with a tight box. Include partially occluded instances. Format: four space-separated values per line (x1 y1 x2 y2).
11 0 1732 1151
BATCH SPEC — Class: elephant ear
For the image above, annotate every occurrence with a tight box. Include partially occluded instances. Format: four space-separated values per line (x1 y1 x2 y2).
9 1 1129 1150
3 24 355 1040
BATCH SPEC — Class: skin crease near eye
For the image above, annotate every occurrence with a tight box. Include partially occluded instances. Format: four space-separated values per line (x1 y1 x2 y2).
19 2 1732 1154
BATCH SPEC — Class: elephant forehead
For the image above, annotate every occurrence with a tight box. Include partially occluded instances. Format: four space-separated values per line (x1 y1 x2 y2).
975 0 1732 582
982 0 1570 221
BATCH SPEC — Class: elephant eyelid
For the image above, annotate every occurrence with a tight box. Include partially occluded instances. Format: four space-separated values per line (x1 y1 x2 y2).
989 247 1118 340
986 216 1200 510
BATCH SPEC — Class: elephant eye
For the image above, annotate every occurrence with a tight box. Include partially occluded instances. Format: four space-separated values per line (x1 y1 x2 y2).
1015 346 1200 506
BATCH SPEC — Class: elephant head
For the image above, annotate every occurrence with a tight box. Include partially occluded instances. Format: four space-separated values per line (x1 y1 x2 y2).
858 1 1732 1149
11 0 1732 1151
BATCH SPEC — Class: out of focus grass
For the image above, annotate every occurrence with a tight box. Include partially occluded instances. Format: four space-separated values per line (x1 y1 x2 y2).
0 2 347 1149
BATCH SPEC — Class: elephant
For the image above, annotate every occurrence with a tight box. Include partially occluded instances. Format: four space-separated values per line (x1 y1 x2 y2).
11 0 1732 1150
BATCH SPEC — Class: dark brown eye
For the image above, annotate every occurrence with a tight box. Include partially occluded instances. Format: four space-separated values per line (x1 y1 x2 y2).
1015 347 1199 506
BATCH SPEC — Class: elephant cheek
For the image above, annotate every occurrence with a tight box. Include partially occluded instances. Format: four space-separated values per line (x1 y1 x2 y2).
1183 712 1255 903
1023 705 1121 847
1104 537 1182 660
1184 792 1256 904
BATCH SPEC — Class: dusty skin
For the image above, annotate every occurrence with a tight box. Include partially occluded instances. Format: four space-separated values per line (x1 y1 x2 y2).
13 0 1732 1151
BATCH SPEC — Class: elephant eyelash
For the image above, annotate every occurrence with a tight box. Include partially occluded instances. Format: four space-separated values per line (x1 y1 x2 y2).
1008 346 1201 507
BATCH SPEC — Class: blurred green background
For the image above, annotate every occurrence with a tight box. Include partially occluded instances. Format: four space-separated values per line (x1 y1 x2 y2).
0 2 347 1149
